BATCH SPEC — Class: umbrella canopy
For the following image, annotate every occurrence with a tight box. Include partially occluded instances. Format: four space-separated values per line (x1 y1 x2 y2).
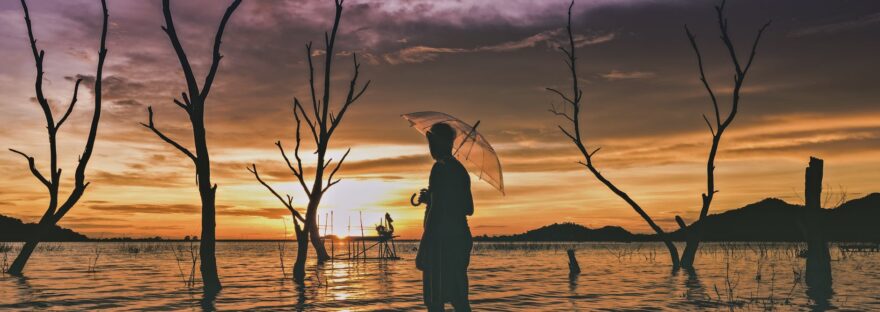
402 111 504 194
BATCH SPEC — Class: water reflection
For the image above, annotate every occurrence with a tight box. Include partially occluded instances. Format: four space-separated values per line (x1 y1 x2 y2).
0 242 876 311
11 276 37 308
806 283 833 311
295 283 307 312
682 268 716 308
200 289 218 312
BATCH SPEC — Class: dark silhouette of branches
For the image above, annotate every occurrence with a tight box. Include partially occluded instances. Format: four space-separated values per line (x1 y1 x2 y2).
546 0 768 271
143 0 241 292
250 0 369 284
6 0 108 276
140 107 196 162
247 164 306 224
679 0 770 269
546 1 681 269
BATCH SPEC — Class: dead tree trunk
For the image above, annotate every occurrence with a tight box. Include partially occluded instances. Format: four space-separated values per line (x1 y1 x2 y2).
803 157 832 296
292 218 309 283
6 0 108 275
248 0 370 284
143 0 241 292
678 0 770 270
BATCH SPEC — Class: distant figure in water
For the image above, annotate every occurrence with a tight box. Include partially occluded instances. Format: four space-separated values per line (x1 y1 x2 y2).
416 122 474 312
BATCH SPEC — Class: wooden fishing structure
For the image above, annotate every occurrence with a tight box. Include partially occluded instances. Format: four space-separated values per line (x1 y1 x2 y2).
839 243 880 253
319 211 401 261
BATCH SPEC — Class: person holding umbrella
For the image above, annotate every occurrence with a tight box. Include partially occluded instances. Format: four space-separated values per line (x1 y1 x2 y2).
404 112 504 312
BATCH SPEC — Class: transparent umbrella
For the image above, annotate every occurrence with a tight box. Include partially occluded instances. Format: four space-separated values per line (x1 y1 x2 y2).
402 111 504 195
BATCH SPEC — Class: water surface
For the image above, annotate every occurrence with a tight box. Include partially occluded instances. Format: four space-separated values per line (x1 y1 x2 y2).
1 242 878 311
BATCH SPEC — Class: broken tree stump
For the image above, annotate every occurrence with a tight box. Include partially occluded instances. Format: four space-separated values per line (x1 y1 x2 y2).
803 157 832 298
567 249 581 276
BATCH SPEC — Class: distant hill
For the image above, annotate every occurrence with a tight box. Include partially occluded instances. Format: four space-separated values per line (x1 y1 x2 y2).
0 215 89 242
3 193 877 242
477 223 635 242
479 193 880 242
824 193 880 241
669 193 880 242
668 198 805 241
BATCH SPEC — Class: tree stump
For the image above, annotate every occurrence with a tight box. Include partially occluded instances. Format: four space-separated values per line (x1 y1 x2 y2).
567 249 581 276
803 157 832 299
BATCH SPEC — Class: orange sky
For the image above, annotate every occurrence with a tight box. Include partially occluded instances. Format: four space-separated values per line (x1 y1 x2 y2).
0 0 878 239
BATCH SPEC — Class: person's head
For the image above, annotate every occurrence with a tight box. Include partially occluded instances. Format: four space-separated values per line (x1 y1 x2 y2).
427 122 455 160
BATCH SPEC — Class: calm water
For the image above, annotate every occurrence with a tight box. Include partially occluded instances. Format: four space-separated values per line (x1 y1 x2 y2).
1 241 878 311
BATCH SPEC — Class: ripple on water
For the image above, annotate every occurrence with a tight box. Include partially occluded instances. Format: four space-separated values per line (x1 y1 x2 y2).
0 242 878 311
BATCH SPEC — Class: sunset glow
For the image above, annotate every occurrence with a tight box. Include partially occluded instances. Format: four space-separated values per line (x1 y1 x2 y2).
0 0 878 240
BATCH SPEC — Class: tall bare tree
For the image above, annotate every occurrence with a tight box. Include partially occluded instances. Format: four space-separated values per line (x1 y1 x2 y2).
248 0 370 283
6 0 108 276
678 0 770 269
141 0 242 292
547 0 768 270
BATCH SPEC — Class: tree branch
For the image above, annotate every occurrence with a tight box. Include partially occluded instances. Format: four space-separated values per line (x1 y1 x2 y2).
323 148 350 192
702 114 716 136
319 0 345 134
161 0 201 101
201 0 242 99
545 0 680 267
548 102 574 122
557 125 576 143
173 99 188 111
742 21 771 76
305 42 321 125
276 141 311 198
62 0 108 199
675 215 688 231
685 25 721 128
247 164 306 223
546 87 575 105
293 98 318 144
55 78 83 130
328 53 371 136
20 0 52 128
715 0 743 76
141 106 196 162
9 148 51 189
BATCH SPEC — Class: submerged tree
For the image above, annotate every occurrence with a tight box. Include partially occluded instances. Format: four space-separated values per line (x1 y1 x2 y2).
249 0 369 283
141 0 242 292
547 0 768 270
6 0 108 275
677 0 770 269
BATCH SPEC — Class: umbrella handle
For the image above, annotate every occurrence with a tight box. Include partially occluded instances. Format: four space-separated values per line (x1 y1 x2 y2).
410 193 421 206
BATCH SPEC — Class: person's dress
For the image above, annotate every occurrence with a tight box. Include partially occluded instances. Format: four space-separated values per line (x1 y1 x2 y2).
417 157 474 310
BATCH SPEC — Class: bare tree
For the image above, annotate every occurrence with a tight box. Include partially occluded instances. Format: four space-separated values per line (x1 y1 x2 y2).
678 0 770 269
547 0 768 270
6 0 108 276
141 0 241 292
248 0 370 284
248 165 310 282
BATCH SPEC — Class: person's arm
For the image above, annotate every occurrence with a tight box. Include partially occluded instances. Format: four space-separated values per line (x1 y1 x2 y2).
417 162 443 270
461 164 474 216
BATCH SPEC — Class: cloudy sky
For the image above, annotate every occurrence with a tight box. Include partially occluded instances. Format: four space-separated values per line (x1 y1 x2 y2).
0 0 878 239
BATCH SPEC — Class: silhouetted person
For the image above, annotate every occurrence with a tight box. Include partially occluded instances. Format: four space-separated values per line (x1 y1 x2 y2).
415 122 474 312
